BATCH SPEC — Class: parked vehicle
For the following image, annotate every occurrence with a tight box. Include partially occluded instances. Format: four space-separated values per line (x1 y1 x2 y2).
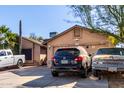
0 49 25 68
92 48 124 78
51 46 91 78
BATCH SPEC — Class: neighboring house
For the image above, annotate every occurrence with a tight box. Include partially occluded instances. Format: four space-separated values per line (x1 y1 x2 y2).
45 25 115 67
21 37 47 66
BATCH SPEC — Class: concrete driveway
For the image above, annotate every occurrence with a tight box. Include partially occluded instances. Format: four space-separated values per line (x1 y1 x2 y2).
0 66 123 88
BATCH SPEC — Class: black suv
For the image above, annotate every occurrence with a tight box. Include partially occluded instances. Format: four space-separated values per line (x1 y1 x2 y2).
51 47 91 78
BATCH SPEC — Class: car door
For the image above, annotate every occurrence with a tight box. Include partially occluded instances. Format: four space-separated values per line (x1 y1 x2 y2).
0 51 7 68
5 51 14 66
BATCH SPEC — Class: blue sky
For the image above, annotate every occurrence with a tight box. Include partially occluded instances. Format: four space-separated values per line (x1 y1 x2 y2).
0 5 81 39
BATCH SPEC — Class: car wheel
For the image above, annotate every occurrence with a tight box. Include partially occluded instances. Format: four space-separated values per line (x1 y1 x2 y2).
51 71 59 77
98 71 102 80
17 59 23 68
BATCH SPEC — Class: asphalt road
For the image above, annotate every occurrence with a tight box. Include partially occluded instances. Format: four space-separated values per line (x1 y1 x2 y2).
0 66 123 88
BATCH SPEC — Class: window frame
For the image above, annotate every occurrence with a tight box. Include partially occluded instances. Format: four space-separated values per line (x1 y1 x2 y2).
7 51 12 56
0 51 6 56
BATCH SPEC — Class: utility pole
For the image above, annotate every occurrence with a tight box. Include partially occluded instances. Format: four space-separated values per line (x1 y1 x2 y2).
19 20 22 54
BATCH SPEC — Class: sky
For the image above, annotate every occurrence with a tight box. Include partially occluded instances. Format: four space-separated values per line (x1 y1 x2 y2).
0 5 81 39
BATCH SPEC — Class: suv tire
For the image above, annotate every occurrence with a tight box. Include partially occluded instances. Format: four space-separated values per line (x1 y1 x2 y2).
80 67 88 78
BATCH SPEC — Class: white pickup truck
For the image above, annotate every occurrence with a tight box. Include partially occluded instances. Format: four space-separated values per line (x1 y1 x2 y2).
0 49 25 68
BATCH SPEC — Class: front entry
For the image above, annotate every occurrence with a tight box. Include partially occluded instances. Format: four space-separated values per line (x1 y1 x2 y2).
22 49 32 62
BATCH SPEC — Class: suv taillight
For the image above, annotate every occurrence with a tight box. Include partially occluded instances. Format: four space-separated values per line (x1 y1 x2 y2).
51 56 58 64
75 56 83 62
51 56 55 61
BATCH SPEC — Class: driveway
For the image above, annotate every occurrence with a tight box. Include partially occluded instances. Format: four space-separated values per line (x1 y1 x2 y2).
0 66 123 88
0 66 124 88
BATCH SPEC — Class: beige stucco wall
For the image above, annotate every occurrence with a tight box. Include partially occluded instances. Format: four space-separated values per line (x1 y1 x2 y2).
47 27 114 67
22 38 33 48
34 44 40 63
22 38 46 64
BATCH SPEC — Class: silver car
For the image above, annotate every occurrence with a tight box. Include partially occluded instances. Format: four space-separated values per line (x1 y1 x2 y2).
92 48 124 77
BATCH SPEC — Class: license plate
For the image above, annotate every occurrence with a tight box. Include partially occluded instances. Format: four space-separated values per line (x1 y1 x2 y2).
61 60 68 64
108 67 117 72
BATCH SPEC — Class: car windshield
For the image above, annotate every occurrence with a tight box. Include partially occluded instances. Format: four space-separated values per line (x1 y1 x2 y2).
55 48 80 57
96 48 124 55
0 51 6 56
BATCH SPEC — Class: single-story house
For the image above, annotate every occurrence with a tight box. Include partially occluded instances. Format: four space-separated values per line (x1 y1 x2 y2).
21 37 47 66
45 25 114 67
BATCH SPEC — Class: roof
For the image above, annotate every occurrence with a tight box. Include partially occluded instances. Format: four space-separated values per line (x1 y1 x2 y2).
44 25 107 44
22 37 46 48
43 39 50 45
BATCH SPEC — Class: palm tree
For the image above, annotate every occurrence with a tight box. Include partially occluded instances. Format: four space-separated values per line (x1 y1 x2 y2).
0 25 17 49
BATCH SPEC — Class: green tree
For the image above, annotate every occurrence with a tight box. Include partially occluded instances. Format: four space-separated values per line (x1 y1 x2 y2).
70 5 124 45
29 33 37 40
29 33 43 42
0 25 17 49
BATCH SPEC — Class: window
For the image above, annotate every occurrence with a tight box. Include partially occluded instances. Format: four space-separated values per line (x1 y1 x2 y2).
74 28 80 37
7 51 12 55
96 48 124 55
0 51 6 56
55 48 80 57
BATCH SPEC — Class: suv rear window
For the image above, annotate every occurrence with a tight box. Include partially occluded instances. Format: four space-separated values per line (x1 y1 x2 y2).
96 48 124 55
55 48 80 57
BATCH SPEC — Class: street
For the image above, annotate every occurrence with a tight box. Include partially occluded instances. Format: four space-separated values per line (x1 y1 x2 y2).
0 66 123 88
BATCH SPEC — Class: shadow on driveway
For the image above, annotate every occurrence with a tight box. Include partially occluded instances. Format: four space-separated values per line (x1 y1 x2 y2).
10 66 108 88
11 66 49 76
21 74 108 88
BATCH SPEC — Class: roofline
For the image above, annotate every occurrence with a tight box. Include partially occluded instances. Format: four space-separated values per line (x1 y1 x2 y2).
22 37 46 48
45 25 107 44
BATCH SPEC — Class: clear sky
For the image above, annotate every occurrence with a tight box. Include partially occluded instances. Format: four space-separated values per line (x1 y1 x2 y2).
0 5 81 39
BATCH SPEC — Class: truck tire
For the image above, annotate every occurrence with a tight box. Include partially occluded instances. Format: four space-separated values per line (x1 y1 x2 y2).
92 70 102 80
17 59 23 68
51 71 59 77
92 69 100 77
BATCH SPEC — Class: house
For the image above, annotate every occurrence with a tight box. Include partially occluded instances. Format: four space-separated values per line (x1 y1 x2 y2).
21 37 47 66
45 25 114 67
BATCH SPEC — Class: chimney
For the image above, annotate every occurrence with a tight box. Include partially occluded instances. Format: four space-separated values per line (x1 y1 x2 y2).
49 32 57 38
